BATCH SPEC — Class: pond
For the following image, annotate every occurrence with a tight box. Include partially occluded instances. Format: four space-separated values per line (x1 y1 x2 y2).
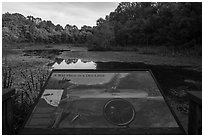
49 58 201 97
51 58 97 69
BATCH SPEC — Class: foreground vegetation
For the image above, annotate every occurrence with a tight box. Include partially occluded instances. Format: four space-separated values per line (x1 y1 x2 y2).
3 65 50 133
3 46 51 133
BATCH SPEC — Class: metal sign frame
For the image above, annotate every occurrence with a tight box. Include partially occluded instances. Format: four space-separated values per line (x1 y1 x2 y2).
19 69 186 135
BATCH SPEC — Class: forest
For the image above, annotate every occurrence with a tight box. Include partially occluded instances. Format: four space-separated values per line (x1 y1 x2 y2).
2 2 202 52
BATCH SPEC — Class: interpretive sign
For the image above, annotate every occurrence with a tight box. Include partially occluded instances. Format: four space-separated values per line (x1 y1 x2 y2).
21 70 184 134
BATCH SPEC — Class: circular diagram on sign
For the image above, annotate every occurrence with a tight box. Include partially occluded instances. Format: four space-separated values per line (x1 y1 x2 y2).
103 98 135 126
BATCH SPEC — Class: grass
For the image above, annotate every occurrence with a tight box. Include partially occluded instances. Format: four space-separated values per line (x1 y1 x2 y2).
3 65 50 133
2 44 51 133
18 69 49 103
2 66 14 88
88 44 202 57
137 45 202 57
3 42 69 50
88 45 139 51
4 42 201 58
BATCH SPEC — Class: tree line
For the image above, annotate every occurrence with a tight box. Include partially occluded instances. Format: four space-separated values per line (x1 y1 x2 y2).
2 13 93 44
90 2 202 50
2 2 202 51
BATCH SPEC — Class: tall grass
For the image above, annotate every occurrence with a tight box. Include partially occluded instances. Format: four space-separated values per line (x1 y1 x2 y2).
3 66 50 133
3 66 14 88
138 45 202 57
18 69 49 103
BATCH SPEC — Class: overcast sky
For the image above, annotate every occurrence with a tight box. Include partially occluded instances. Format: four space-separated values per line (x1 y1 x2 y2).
2 2 119 28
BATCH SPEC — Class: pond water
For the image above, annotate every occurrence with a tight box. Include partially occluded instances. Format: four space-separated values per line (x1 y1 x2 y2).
22 48 201 95
51 58 96 69
49 58 202 98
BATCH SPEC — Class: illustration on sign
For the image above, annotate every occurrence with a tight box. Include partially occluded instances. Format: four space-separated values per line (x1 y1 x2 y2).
25 71 178 129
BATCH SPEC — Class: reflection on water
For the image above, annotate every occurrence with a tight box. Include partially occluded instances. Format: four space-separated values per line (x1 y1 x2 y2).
52 58 96 69
50 58 201 95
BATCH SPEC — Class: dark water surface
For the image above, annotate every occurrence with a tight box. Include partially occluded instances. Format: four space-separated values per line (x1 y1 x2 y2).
97 62 202 98
49 58 201 98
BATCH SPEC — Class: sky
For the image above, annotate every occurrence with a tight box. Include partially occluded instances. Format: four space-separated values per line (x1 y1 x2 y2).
2 2 119 28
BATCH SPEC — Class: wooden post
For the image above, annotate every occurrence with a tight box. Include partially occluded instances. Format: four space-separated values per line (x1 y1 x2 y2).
2 88 15 135
187 91 202 135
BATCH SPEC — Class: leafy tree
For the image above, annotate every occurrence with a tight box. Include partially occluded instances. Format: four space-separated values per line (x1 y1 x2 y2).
2 12 94 44
55 24 63 32
88 21 115 50
2 2 201 50
96 18 105 26
92 2 201 50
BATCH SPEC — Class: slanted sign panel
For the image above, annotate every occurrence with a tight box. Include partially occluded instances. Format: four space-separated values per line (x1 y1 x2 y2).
24 70 179 132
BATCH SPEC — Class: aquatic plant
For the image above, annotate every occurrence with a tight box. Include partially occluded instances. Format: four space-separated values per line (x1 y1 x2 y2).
3 66 14 88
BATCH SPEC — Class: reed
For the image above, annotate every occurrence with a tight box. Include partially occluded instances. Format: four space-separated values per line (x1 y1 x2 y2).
3 67 50 133
3 66 14 88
